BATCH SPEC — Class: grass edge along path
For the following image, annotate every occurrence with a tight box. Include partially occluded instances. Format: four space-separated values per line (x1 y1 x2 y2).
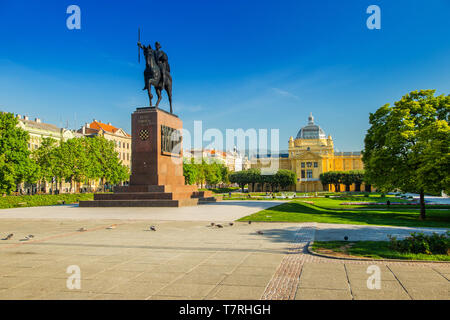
311 240 450 262
238 200 450 228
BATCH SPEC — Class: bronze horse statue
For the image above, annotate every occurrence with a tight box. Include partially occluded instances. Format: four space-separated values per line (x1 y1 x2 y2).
138 42 173 113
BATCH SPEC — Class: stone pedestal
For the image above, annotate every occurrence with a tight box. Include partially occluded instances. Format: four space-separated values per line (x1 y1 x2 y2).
79 107 219 207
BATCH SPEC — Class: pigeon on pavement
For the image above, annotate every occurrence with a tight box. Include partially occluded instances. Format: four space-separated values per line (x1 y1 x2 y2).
77 228 87 232
216 224 223 228
150 226 156 231
2 234 13 240
229 222 234 226
257 230 264 235
210 222 215 227
248 221 252 225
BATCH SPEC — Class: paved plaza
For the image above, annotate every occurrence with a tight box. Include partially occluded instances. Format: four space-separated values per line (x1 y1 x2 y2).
0 201 448 300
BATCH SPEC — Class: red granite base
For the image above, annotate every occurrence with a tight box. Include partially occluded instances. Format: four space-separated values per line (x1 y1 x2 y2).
78 107 221 208
79 185 221 207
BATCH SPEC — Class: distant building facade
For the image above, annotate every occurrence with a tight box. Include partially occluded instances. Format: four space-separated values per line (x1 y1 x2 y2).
16 114 78 150
251 113 369 192
15 114 80 194
184 148 250 172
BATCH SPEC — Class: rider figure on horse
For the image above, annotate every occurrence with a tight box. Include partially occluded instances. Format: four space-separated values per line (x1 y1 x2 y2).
154 41 170 89
138 41 170 91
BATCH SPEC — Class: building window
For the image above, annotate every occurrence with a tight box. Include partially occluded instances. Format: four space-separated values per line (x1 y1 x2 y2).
307 169 313 179
127 153 129 160
307 162 312 167
127 143 129 149
314 162 318 168
301 170 305 179
118 141 121 148
301 162 305 168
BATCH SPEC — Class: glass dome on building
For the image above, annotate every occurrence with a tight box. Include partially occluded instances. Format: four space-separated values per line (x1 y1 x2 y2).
295 113 327 139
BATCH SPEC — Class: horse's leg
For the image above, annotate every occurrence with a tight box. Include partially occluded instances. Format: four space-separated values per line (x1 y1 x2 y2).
155 86 162 108
147 84 153 107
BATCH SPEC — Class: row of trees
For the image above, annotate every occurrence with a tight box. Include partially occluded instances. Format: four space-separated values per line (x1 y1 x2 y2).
229 168 296 192
32 136 129 193
183 159 230 188
319 170 365 192
0 112 129 195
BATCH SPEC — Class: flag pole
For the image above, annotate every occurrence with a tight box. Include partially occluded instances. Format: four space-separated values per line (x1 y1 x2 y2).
138 27 141 64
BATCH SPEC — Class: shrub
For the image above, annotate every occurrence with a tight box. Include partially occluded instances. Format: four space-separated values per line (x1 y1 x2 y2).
388 232 449 255
364 193 369 197
325 195 330 198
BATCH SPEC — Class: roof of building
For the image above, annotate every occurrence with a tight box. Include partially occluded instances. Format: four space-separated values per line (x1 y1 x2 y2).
254 153 289 159
89 121 120 134
334 151 362 156
19 118 61 133
295 113 327 140
81 120 131 137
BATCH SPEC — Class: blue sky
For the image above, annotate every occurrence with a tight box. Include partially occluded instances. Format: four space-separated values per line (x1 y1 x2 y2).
0 0 449 152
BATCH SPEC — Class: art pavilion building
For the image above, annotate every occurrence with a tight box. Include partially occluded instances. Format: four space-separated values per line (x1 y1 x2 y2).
251 113 369 192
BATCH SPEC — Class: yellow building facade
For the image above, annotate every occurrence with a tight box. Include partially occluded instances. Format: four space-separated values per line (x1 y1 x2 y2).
252 113 369 192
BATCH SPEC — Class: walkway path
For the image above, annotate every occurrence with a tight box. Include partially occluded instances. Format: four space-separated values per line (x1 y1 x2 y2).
0 200 286 221
0 203 448 300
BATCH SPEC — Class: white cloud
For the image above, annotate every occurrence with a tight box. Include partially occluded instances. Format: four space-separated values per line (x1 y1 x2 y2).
271 87 300 100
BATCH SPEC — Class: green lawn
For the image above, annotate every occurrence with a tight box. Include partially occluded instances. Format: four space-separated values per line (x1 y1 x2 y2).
238 198 450 228
0 193 94 209
312 241 449 261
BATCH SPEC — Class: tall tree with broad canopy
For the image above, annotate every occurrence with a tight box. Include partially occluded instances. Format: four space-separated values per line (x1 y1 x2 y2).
0 112 34 194
363 90 450 219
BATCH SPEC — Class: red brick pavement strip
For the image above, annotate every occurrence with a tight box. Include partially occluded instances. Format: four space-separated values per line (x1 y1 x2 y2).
261 223 316 300
261 223 450 300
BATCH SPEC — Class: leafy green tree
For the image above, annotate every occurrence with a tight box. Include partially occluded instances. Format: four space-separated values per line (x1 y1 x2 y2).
326 171 343 192
0 154 15 195
262 173 279 192
363 89 450 219
183 158 198 185
205 162 222 187
276 169 296 191
220 165 230 185
58 138 89 193
195 159 207 188
0 112 33 194
341 172 354 192
351 170 365 192
229 170 250 192
33 137 58 192
247 168 261 191
319 172 332 191
87 136 129 190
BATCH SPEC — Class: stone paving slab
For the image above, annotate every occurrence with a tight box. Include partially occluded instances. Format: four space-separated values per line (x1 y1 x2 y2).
0 217 448 300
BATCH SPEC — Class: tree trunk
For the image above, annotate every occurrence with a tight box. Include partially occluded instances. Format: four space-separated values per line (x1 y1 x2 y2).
419 190 426 220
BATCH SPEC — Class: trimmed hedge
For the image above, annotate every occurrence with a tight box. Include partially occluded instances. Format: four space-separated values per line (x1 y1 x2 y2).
0 193 94 209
